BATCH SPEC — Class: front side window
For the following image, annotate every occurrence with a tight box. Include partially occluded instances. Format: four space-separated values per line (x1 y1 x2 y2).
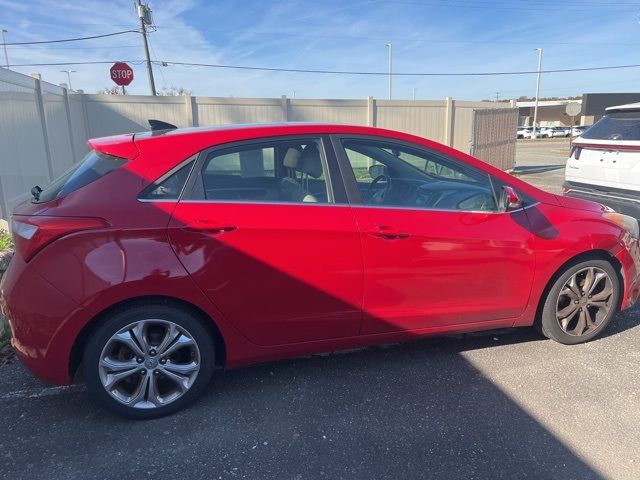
341 138 497 212
187 138 332 204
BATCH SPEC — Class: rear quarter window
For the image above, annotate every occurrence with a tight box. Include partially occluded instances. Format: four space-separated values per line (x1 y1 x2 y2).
35 150 128 203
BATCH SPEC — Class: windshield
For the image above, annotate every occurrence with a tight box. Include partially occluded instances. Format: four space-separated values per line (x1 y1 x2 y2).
581 111 640 141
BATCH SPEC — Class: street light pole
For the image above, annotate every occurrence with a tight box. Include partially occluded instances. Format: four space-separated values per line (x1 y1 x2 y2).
532 48 543 139
1 29 9 69
60 70 76 91
386 43 392 100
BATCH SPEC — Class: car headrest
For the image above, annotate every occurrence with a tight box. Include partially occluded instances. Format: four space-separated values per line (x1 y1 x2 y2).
298 144 323 178
283 148 301 168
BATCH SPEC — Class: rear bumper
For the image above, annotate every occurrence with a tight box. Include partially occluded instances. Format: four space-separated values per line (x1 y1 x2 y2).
563 181 640 219
0 253 80 385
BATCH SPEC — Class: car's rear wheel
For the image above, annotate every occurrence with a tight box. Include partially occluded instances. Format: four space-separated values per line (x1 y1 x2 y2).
539 259 620 344
83 304 215 419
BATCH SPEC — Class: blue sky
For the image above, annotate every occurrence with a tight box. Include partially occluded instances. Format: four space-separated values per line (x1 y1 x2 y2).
2 0 640 100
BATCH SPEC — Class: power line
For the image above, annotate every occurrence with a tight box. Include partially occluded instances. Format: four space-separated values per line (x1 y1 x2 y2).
154 60 640 77
383 0 640 11
7 45 141 50
10 60 145 66
9 59 640 77
0 30 140 46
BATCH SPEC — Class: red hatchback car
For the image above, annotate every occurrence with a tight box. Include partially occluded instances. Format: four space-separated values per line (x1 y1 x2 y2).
2 123 639 418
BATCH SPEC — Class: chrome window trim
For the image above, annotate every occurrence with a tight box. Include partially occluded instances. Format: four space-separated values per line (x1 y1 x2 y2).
349 201 540 215
137 197 539 214
174 199 346 207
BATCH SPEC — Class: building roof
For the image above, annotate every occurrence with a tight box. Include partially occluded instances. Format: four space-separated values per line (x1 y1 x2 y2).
605 102 640 112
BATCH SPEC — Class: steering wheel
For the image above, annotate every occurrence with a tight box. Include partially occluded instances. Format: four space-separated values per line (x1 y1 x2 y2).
366 174 391 203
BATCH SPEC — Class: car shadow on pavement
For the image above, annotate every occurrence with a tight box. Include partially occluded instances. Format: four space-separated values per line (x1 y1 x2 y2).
1 329 605 480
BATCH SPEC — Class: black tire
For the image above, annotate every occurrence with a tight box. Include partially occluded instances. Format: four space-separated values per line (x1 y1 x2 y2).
83 303 216 419
539 258 620 345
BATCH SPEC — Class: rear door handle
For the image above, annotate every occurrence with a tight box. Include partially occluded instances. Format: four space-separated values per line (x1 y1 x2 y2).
365 226 410 240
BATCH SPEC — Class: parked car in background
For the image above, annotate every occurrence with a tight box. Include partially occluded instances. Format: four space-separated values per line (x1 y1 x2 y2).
540 127 568 138
2 122 639 419
517 126 533 138
571 125 588 137
564 102 640 218
539 126 554 138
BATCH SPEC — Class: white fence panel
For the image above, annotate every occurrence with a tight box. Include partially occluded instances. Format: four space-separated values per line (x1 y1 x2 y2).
42 83 75 176
0 70 51 216
68 95 90 161
375 100 447 142
83 95 188 138
196 97 283 125
288 99 367 124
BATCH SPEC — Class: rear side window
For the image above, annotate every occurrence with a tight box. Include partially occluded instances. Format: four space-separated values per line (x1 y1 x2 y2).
581 111 640 141
186 138 332 203
35 150 128 203
139 160 195 200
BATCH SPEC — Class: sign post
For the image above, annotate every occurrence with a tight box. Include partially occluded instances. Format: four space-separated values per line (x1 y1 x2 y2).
110 62 134 95
565 102 581 149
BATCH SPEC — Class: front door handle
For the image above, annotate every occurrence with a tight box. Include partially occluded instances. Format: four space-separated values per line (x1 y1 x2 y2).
182 222 237 234
365 226 410 240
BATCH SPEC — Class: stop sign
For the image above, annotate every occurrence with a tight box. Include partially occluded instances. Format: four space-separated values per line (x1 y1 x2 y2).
110 62 134 86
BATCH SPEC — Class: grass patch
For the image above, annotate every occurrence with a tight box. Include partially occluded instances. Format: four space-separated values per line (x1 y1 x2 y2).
0 231 12 251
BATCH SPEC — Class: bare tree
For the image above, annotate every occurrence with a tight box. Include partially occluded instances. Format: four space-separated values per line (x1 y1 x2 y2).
158 86 192 96
97 86 127 95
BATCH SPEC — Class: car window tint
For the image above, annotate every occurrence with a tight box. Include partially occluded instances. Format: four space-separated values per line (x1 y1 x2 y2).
188 139 332 204
140 160 194 200
342 139 497 212
35 150 128 203
581 111 640 140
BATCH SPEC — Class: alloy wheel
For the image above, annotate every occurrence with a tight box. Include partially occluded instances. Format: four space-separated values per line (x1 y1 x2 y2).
556 267 614 336
98 319 201 409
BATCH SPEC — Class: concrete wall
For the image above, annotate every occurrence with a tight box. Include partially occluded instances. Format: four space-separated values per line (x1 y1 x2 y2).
0 69 516 217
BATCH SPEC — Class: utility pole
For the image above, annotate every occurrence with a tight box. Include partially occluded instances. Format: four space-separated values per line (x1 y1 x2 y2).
60 70 76 91
136 1 156 95
532 48 543 139
494 91 500 102
386 43 392 100
1 29 9 69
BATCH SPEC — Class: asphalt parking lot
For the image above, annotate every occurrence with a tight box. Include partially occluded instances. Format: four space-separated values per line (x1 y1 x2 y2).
2 138 639 480
513 137 571 194
2 310 640 480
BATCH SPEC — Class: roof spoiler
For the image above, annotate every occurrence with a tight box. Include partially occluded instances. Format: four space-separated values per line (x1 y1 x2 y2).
148 119 178 132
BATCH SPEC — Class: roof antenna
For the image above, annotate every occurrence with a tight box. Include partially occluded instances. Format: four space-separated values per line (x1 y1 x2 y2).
148 119 177 132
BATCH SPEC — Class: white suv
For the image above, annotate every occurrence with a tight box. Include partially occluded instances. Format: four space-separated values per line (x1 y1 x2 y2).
517 126 533 138
564 102 640 218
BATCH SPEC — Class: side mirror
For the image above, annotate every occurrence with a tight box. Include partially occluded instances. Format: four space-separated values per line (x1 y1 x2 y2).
499 186 523 212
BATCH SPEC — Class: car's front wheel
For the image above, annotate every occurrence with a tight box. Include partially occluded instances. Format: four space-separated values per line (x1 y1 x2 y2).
83 303 215 419
539 258 620 344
